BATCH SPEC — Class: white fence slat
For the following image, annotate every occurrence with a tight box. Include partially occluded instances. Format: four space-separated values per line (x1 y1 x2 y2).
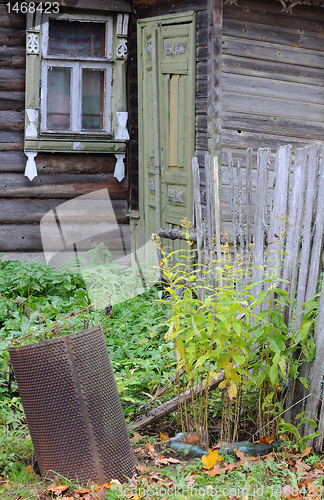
252 148 271 305
282 146 308 326
267 145 291 276
305 144 324 303
295 143 320 332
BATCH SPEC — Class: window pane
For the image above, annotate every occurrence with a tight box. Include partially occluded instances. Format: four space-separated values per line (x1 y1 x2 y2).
48 20 105 57
82 69 104 131
47 67 71 130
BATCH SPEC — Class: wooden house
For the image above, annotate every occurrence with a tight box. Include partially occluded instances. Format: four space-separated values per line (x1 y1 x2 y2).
0 0 323 259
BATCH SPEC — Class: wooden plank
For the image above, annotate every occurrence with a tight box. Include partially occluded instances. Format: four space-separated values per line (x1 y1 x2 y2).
267 145 291 275
222 73 324 106
252 148 270 304
213 155 222 262
0 91 24 111
0 199 128 224
0 173 128 199
56 0 132 11
192 157 204 291
223 0 324 32
207 0 222 161
221 56 324 87
305 147 324 302
228 150 238 255
221 92 324 123
0 131 23 143
245 148 253 252
0 151 25 172
36 153 117 175
295 143 321 332
221 129 319 151
0 28 24 47
304 284 324 445
282 147 308 326
222 36 324 70
0 69 25 91
222 18 324 52
0 224 131 252
222 112 324 141
0 3 25 29
151 25 161 232
169 74 179 167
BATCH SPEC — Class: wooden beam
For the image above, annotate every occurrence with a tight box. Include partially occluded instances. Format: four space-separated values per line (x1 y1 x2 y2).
207 0 222 160
128 373 224 432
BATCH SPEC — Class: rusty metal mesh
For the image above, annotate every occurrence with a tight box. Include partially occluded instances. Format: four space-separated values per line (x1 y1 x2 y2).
9 326 135 484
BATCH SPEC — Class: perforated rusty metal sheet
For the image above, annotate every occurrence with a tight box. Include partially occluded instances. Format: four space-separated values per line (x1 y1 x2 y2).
9 326 135 484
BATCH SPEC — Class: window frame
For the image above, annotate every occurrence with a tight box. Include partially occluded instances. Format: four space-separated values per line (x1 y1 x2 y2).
41 13 113 136
40 60 112 134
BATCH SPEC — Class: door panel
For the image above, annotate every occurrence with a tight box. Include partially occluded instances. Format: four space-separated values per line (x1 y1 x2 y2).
138 13 195 238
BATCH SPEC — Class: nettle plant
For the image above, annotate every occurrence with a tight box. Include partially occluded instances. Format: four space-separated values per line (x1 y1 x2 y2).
159 238 315 445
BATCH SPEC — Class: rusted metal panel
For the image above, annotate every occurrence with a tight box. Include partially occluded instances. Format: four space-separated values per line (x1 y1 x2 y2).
9 326 136 484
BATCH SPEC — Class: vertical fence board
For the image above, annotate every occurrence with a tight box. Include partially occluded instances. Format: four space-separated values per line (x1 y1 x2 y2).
295 144 320 333
267 145 291 276
252 148 271 305
305 145 324 303
282 147 308 326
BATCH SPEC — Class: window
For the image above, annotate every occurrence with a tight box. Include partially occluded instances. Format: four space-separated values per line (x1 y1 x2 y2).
41 15 113 134
24 9 129 155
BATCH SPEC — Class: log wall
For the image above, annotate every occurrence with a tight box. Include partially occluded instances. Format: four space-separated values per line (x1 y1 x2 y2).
0 0 128 255
197 0 324 236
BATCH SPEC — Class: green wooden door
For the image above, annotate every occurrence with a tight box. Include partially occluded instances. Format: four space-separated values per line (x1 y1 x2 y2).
137 12 195 243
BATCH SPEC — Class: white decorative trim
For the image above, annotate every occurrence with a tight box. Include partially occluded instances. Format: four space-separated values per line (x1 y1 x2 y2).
115 112 129 141
116 13 129 36
116 39 127 59
114 153 125 182
25 109 38 139
73 142 82 151
27 33 39 54
24 152 38 181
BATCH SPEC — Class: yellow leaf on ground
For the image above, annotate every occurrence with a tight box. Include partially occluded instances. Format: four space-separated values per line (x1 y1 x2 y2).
159 431 169 441
202 449 223 469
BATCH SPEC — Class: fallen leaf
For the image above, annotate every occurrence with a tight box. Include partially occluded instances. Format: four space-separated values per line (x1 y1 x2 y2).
47 485 70 494
136 464 151 474
204 463 236 476
131 432 143 442
301 446 312 458
202 449 223 470
164 457 182 464
255 434 274 444
74 489 91 495
60 497 74 500
234 448 246 461
184 433 200 445
296 461 311 473
159 432 169 441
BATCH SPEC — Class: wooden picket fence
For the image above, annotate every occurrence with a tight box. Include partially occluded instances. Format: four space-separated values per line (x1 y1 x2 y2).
192 143 324 447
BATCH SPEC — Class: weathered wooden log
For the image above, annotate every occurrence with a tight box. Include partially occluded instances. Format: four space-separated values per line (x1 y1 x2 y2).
128 372 224 431
157 227 197 242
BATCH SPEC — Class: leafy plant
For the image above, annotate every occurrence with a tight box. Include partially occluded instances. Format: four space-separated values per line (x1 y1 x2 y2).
158 235 315 446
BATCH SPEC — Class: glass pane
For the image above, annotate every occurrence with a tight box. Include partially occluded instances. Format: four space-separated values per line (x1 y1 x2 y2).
82 69 104 130
47 67 71 130
48 20 105 57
